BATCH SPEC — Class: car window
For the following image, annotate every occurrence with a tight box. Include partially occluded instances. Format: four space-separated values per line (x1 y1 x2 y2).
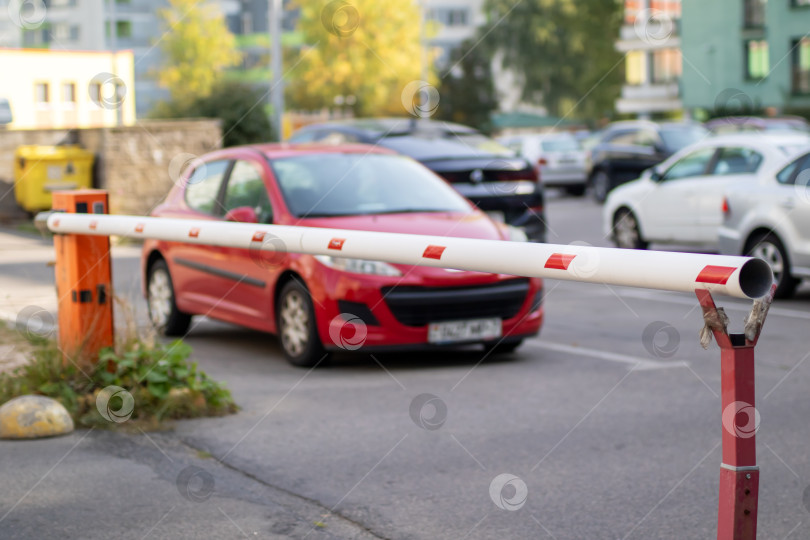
314 130 360 144
184 160 231 215
605 130 637 145
223 160 273 223
288 130 318 143
661 148 716 181
541 137 581 152
711 147 763 175
271 153 471 217
777 153 810 186
635 130 660 148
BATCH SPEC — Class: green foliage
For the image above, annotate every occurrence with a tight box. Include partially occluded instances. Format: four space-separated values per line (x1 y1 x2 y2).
157 0 242 101
151 81 274 147
286 0 435 116
0 335 237 430
482 0 625 119
435 38 498 133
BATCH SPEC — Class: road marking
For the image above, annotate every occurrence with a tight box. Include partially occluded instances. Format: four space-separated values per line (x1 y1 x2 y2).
525 340 688 370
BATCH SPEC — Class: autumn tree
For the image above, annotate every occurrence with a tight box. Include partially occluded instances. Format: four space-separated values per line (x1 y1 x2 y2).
157 0 242 101
483 0 624 119
286 0 434 116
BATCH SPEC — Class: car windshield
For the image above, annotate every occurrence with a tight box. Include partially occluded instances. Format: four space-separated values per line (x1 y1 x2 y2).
541 137 581 152
659 125 708 152
380 133 514 161
271 153 473 218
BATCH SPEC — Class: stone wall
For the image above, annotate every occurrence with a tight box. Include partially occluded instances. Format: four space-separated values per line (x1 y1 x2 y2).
0 119 222 217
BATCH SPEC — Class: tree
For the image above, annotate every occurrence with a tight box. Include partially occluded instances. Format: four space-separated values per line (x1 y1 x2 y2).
482 0 624 120
435 39 498 133
157 0 242 101
151 81 274 147
286 0 434 116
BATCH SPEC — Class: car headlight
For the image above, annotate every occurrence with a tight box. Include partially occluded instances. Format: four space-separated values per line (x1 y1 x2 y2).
314 255 402 276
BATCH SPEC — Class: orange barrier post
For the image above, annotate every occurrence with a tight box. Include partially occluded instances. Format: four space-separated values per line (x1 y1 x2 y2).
51 190 114 366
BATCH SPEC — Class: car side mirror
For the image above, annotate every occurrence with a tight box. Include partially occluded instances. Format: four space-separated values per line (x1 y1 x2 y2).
646 168 662 182
224 206 258 223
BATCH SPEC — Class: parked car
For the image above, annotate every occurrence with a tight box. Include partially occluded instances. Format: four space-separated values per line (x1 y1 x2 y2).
288 118 546 241
587 120 709 202
142 144 544 367
603 133 810 251
718 148 810 298
706 116 810 135
498 132 588 196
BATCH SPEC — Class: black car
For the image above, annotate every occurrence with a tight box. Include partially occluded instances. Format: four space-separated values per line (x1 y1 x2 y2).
587 121 708 202
288 118 546 242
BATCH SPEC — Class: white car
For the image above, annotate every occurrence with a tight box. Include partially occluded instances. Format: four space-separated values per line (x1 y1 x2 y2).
499 132 588 195
603 133 810 250
718 148 810 298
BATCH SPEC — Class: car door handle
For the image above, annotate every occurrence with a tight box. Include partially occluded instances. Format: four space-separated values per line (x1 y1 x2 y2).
780 198 796 209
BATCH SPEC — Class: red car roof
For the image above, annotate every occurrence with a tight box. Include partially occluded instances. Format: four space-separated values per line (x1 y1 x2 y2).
229 142 398 159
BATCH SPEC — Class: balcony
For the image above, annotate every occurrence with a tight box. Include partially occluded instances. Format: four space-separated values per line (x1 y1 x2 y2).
616 83 681 114
616 18 681 52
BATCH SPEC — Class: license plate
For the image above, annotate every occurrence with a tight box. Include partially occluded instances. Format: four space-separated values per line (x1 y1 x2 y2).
428 318 502 344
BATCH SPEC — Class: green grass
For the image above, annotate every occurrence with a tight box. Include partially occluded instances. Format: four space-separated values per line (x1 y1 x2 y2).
0 323 237 430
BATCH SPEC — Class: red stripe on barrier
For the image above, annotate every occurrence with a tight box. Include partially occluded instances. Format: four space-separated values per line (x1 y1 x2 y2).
89 221 98 230
252 232 265 242
544 253 576 270
696 265 736 285
135 223 145 233
423 245 446 260
189 227 200 238
328 238 345 250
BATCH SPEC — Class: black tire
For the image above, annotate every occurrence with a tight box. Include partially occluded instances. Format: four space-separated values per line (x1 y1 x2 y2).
276 280 327 367
745 233 797 299
612 208 648 250
564 184 587 197
591 170 612 202
147 259 192 336
484 339 524 355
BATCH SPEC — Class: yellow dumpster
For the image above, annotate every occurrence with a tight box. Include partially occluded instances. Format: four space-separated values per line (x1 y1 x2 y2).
13 145 95 212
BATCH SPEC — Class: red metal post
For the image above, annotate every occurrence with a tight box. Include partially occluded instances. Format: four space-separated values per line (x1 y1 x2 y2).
696 289 768 540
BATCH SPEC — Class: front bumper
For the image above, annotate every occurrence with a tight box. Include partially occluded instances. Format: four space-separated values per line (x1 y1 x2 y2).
313 273 545 351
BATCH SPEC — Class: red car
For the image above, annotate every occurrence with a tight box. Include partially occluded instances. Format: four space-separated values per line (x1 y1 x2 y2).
141 144 544 367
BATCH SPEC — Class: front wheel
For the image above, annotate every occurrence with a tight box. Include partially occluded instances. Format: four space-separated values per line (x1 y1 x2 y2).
147 259 191 336
746 233 797 299
276 280 327 367
613 209 648 250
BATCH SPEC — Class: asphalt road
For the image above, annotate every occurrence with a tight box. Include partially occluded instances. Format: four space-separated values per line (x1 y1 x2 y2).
2 191 810 539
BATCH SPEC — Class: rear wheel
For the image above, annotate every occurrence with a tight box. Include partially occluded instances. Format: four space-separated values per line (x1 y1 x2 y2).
613 208 648 250
147 259 191 336
745 233 797 299
591 170 612 202
276 280 328 367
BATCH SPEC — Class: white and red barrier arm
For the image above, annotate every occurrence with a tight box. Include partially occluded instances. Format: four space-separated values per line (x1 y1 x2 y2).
43 212 773 300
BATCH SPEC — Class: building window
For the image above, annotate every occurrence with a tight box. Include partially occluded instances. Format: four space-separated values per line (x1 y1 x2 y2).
116 21 132 38
626 51 647 85
62 83 76 103
428 8 470 27
793 37 810 94
89 82 102 104
35 83 49 104
792 0 810 7
745 39 769 79
743 0 766 28
51 0 78 6
651 49 682 84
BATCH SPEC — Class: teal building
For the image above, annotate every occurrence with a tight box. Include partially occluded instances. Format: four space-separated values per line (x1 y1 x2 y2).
681 0 810 116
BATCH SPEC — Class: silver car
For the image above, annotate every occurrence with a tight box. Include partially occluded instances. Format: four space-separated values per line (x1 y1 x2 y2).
499 133 588 196
718 148 810 298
